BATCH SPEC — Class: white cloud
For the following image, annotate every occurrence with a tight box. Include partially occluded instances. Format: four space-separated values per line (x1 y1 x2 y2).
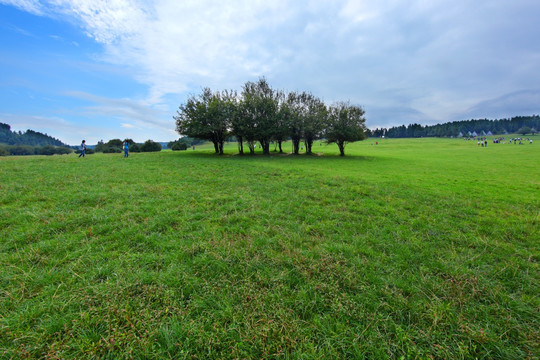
64 90 170 129
0 0 44 15
3 0 540 131
34 0 301 105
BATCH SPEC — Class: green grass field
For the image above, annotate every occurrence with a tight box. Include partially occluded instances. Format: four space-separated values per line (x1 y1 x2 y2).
1 137 538 359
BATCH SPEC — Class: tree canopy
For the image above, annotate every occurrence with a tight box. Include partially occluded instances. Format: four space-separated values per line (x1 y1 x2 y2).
0 122 67 147
174 79 368 156
325 101 367 156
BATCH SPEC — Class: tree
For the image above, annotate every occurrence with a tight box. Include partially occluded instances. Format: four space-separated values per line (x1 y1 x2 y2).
94 140 106 152
325 101 367 156
285 91 304 154
130 143 141 152
517 126 532 135
171 142 188 151
241 78 281 155
141 140 162 152
273 94 290 153
174 88 229 154
301 92 327 154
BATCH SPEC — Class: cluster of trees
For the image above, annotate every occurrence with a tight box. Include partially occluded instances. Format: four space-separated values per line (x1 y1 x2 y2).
174 78 367 156
0 144 73 156
0 122 73 156
91 139 162 153
167 137 204 151
370 115 540 138
0 123 67 146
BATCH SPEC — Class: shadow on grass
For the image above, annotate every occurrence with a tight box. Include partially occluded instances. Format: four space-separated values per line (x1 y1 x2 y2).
170 150 380 162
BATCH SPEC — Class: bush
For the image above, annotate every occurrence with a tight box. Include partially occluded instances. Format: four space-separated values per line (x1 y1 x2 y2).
0 146 8 156
36 145 57 155
34 146 73 155
141 140 161 152
517 126 532 135
56 147 73 155
74 148 95 155
172 142 188 151
7 145 35 155
130 143 141 153
103 146 122 153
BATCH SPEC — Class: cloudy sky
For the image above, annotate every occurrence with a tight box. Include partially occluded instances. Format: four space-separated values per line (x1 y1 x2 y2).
1 0 539 145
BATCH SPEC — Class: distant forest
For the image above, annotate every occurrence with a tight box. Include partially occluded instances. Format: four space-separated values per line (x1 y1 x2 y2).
0 122 67 147
368 115 540 138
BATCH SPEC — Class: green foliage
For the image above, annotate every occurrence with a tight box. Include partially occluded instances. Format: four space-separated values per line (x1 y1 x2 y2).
285 91 327 154
168 137 193 150
5 144 36 155
171 142 188 151
130 143 141 153
75 148 95 155
141 139 162 152
175 79 365 156
35 145 73 155
95 139 130 153
107 139 124 147
325 101 367 156
241 78 282 155
517 126 532 135
174 88 230 154
102 146 122 153
377 115 540 138
0 122 67 146
94 140 106 152
0 144 73 156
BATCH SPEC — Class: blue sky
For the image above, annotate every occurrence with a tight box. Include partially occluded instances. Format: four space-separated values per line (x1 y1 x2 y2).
1 0 540 145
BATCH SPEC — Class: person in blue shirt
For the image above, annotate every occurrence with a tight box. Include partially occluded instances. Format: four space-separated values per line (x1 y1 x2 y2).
78 140 86 158
123 140 129 158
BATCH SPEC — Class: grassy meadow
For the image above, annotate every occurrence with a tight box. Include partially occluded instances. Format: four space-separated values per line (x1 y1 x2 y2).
0 137 538 359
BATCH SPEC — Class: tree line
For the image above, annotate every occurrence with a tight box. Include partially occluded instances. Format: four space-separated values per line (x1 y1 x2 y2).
92 139 162 153
0 122 68 147
0 122 73 156
370 115 540 138
174 78 367 156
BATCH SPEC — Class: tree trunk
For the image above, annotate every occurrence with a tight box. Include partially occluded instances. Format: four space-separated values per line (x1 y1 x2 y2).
213 141 219 154
262 140 270 155
292 138 300 154
305 139 313 154
248 141 255 154
237 136 244 155
338 141 345 156
219 141 224 155
278 141 283 153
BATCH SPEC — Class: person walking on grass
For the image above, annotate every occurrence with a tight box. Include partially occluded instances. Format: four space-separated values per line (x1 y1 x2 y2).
123 140 129 158
78 140 86 158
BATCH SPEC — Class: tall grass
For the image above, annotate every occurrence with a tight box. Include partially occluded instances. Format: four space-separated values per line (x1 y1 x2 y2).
0 137 538 359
